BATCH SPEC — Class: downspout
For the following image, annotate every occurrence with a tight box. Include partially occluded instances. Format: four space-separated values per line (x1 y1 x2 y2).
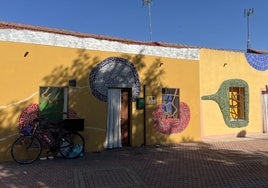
143 85 146 146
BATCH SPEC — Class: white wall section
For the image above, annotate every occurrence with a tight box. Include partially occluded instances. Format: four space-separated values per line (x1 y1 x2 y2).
0 29 199 60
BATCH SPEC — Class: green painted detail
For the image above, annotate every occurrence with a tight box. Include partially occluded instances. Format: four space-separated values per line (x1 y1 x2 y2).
39 87 65 124
201 79 249 128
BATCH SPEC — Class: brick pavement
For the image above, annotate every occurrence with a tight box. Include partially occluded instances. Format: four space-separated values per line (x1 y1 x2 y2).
0 134 268 188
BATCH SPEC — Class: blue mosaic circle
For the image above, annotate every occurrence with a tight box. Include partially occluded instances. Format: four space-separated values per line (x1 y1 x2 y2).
245 53 268 71
89 57 141 102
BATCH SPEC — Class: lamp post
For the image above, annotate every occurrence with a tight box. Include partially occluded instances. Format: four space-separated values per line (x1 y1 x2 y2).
143 0 153 41
244 8 254 52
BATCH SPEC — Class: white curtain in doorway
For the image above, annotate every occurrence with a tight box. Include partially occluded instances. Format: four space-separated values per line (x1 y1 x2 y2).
262 93 268 133
104 89 122 149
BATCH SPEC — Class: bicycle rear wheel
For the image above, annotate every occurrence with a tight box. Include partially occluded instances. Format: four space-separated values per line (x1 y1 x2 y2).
11 135 42 164
59 132 84 159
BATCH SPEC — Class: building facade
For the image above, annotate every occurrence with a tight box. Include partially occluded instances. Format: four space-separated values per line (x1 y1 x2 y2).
0 22 267 161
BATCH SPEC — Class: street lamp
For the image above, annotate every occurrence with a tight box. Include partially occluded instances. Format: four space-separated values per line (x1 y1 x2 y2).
244 8 254 52
143 0 153 41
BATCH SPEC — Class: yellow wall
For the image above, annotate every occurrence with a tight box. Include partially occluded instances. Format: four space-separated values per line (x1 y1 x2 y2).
5 38 267 162
200 49 268 137
0 40 201 161
132 56 201 146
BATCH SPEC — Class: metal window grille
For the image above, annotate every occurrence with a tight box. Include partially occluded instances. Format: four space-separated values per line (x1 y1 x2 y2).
162 88 180 119
229 87 245 121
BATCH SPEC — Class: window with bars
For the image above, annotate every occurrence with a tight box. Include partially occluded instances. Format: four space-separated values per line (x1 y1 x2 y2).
162 88 180 119
229 87 245 121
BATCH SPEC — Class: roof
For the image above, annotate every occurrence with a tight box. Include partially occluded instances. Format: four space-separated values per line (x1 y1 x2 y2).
247 48 268 54
2 21 265 54
0 21 197 50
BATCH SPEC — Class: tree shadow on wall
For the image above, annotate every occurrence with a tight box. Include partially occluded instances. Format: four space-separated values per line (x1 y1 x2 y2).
41 49 106 150
122 53 196 145
121 53 165 97
39 51 158 151
39 50 165 152
41 49 106 116
41 49 102 121
42 49 99 86
121 53 176 146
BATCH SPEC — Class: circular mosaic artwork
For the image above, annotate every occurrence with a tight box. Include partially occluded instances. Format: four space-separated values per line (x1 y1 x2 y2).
245 53 268 71
152 102 190 135
89 57 141 102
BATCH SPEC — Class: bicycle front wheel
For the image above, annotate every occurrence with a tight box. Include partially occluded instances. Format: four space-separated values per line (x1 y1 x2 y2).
59 132 84 159
11 135 42 164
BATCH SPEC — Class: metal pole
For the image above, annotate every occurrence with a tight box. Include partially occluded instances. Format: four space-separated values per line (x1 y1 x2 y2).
143 84 146 146
148 2 152 41
247 13 250 50
143 0 153 41
244 8 254 52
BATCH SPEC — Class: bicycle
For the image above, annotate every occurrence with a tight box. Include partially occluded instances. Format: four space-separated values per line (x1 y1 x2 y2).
11 117 85 164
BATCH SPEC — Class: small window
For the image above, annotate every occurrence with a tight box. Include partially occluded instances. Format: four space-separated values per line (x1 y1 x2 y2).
162 88 180 119
229 87 245 121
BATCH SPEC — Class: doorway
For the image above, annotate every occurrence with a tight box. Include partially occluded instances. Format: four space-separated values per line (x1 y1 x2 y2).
105 88 131 148
262 92 268 133
121 89 131 146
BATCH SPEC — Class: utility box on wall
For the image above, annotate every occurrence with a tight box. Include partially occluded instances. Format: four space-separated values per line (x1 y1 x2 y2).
136 98 145 109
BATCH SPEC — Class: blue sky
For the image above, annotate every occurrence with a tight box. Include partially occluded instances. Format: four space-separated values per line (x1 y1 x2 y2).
0 0 267 51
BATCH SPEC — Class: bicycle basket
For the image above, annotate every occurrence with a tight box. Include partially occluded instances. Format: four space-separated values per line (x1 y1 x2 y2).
20 125 33 135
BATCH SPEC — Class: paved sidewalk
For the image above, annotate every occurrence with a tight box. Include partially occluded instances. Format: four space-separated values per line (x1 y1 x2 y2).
0 134 268 188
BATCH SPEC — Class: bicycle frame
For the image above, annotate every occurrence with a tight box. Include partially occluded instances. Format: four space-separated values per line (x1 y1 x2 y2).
28 118 63 152
11 116 85 164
